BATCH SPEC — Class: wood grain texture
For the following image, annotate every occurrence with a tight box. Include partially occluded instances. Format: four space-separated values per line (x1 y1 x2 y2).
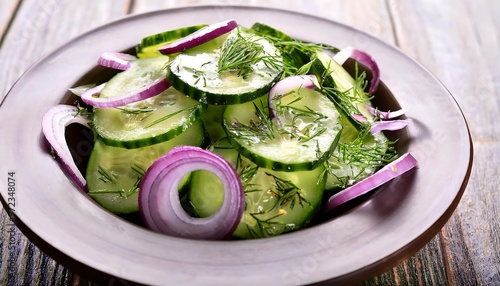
0 0 129 100
0 1 129 285
0 0 497 285
388 0 500 285
0 0 20 44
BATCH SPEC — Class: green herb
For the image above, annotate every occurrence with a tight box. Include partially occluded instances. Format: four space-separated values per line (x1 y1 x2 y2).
266 173 310 210
249 212 286 237
326 129 398 188
131 163 146 176
228 101 276 141
116 106 154 115
74 102 93 118
97 166 117 184
218 30 281 78
144 106 196 128
274 96 329 143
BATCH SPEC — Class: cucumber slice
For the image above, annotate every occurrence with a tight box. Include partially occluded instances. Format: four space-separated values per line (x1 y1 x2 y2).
250 22 311 75
310 51 374 125
167 28 283 105
189 140 326 239
86 122 205 214
136 25 207 58
223 89 342 172
92 57 206 148
326 129 395 192
201 104 226 142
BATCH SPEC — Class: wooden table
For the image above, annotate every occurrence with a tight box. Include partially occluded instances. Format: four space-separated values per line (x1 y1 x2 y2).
0 0 497 285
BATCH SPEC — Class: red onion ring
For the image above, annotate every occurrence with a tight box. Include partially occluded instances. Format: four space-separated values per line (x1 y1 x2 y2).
41 105 90 191
268 75 318 122
80 78 170 108
139 146 244 240
370 119 409 134
324 152 417 213
366 104 406 119
97 52 137 70
333 47 380 94
158 19 238 55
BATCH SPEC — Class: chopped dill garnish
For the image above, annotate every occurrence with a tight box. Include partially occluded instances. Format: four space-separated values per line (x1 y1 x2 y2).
265 172 310 210
116 106 154 115
97 166 117 184
74 102 93 118
217 29 282 78
131 163 146 176
144 106 197 128
227 101 275 141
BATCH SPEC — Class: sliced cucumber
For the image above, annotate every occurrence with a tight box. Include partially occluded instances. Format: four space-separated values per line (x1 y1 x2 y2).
86 122 205 214
250 22 311 75
92 57 206 148
189 140 326 239
223 89 342 171
201 104 226 142
310 51 374 125
167 28 283 105
326 129 396 192
136 25 207 58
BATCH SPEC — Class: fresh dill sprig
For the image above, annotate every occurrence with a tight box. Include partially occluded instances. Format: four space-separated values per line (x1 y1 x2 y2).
74 102 93 118
228 101 276 141
97 166 117 184
144 106 196 128
265 173 310 210
249 212 286 237
337 129 398 165
131 163 146 176
218 30 282 78
274 96 329 143
116 106 154 115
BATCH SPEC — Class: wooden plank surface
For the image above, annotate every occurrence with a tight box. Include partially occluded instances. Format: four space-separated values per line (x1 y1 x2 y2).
0 0 20 41
0 0 498 285
388 0 500 285
0 1 129 285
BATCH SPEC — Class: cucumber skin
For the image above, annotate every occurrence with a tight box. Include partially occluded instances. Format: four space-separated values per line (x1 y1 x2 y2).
167 66 282 105
136 24 207 58
189 142 327 239
223 132 338 172
222 92 343 172
97 103 207 149
86 122 206 215
309 51 372 130
250 22 311 74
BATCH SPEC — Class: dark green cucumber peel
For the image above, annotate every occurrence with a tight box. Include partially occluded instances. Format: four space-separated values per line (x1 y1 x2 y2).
222 90 343 172
86 122 205 214
309 51 373 131
136 24 208 58
166 67 282 105
188 140 327 239
166 28 284 105
97 103 206 149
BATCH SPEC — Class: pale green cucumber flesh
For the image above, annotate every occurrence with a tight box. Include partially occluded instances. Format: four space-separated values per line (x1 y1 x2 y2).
189 140 326 239
93 85 205 148
86 122 205 214
223 89 342 171
167 29 283 105
310 51 374 126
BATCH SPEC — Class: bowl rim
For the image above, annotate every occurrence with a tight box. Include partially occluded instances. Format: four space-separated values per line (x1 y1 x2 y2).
0 5 473 285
